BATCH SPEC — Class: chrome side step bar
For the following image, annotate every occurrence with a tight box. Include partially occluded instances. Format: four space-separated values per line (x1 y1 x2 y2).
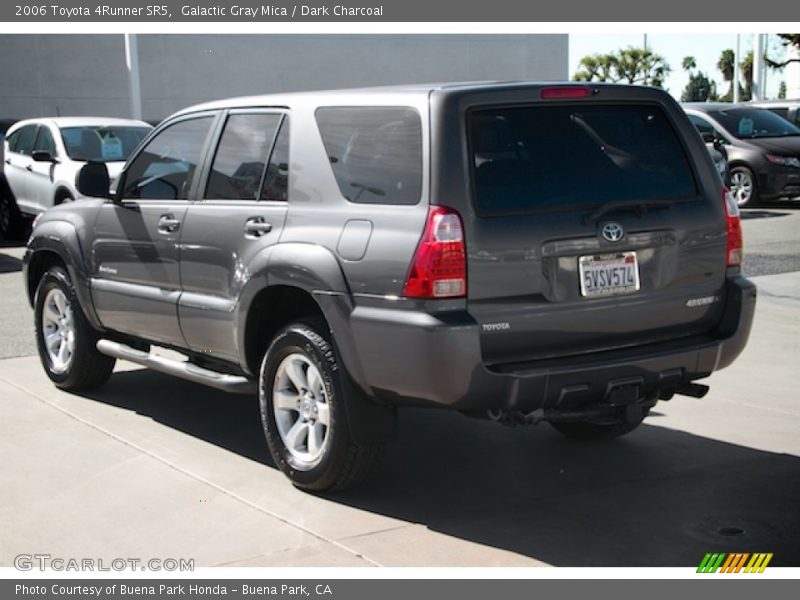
96 339 256 395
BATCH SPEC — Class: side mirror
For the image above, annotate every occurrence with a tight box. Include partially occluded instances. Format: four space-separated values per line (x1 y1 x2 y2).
32 150 56 162
700 131 715 144
76 161 112 199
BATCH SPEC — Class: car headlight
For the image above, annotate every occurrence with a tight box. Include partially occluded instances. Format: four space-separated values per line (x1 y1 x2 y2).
765 154 800 168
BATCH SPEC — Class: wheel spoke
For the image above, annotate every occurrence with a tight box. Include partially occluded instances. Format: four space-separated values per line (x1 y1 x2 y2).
308 422 324 456
285 360 308 393
45 331 61 353
274 388 299 411
284 419 309 451
316 402 330 427
307 367 323 398
53 291 66 316
44 302 60 323
57 340 70 365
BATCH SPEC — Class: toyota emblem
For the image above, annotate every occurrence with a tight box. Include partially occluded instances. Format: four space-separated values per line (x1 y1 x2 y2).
601 222 624 242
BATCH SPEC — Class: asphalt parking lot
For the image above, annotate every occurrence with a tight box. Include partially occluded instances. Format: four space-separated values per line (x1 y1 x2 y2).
1 207 799 567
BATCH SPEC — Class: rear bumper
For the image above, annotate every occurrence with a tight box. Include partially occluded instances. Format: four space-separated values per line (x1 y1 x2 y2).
345 276 756 412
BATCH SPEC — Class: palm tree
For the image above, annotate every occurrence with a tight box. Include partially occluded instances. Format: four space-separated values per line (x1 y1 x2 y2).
741 50 754 100
717 49 735 101
682 56 697 72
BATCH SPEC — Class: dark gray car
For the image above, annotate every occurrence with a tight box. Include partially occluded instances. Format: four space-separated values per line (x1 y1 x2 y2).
23 82 756 490
684 103 800 206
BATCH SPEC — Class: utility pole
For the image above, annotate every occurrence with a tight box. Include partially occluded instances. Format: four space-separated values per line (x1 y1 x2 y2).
125 34 143 120
733 33 741 103
752 33 763 101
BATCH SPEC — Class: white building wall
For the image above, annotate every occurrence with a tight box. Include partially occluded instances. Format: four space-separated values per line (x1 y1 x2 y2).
0 34 569 122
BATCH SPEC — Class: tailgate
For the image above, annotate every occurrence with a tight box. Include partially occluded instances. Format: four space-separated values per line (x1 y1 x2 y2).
442 89 728 365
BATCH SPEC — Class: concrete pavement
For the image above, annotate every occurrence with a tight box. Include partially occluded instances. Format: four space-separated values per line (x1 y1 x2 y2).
1 272 798 567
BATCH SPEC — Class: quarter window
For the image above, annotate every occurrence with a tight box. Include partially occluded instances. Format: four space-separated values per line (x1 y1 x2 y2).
315 107 422 205
205 113 282 201
121 117 213 200
261 118 289 202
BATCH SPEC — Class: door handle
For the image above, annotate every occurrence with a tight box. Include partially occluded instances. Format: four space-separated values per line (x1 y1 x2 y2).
4 158 9 165
157 214 181 234
244 217 273 238
25 164 33 171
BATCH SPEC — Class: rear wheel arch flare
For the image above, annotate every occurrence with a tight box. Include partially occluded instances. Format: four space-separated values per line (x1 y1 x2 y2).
243 285 327 376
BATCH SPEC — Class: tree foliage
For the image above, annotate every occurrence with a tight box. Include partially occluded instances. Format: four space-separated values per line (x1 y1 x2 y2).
766 33 800 68
681 72 717 102
573 47 671 87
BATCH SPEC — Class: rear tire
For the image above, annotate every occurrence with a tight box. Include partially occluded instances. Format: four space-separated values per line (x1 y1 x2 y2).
550 409 648 441
34 266 116 391
259 319 383 492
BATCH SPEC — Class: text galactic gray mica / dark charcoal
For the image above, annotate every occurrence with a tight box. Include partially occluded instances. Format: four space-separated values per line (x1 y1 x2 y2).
23 82 756 490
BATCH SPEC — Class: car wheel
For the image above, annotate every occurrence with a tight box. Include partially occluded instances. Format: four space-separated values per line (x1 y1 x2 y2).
729 166 758 208
550 409 648 441
259 319 383 491
0 183 20 240
34 266 116 391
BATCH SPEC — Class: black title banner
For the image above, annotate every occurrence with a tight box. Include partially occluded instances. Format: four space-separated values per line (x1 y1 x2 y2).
2 0 796 22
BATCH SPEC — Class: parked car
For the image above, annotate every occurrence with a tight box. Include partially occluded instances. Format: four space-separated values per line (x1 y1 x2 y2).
24 83 756 491
748 99 800 127
0 119 20 239
2 118 152 224
683 103 800 207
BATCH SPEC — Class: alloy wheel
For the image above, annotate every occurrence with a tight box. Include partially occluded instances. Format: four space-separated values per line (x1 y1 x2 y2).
41 288 76 374
272 353 331 468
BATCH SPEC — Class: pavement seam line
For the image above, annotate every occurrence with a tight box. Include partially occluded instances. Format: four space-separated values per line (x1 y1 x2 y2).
0 374 383 568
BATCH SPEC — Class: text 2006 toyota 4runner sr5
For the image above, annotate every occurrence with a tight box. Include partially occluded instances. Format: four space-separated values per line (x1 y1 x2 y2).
24 83 756 490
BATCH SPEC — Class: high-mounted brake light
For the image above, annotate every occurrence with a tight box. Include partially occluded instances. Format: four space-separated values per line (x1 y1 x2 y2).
540 86 593 100
403 206 466 299
722 186 743 267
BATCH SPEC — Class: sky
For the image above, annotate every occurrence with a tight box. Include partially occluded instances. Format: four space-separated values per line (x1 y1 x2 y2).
568 33 787 101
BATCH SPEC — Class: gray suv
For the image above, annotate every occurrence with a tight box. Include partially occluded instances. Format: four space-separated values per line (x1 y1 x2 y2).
23 82 756 491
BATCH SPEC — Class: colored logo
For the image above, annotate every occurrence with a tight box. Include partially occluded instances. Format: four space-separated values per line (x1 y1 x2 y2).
697 553 773 573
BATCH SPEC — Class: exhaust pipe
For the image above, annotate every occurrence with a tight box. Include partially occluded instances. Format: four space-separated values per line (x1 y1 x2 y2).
675 382 710 398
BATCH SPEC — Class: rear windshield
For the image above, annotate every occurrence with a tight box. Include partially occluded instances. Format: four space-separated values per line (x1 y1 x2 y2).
60 126 151 162
469 105 698 216
708 108 800 139
315 107 422 205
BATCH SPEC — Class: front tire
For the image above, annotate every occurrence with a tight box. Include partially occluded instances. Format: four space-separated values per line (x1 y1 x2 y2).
34 266 116 391
259 320 383 491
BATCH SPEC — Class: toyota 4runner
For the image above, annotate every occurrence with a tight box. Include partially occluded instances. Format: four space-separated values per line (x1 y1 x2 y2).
23 82 756 490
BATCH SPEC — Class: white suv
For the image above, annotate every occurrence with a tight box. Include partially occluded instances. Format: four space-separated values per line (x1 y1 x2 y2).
2 117 151 221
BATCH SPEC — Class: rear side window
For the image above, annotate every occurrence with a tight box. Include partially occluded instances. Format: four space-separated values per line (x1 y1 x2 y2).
316 107 422 205
205 113 282 201
470 105 698 216
12 125 38 156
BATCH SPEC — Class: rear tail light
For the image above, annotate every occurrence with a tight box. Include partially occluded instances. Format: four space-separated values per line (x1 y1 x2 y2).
403 206 466 299
722 186 743 267
540 86 593 99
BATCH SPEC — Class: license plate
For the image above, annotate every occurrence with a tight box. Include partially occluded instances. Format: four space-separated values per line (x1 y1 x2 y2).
579 252 640 298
